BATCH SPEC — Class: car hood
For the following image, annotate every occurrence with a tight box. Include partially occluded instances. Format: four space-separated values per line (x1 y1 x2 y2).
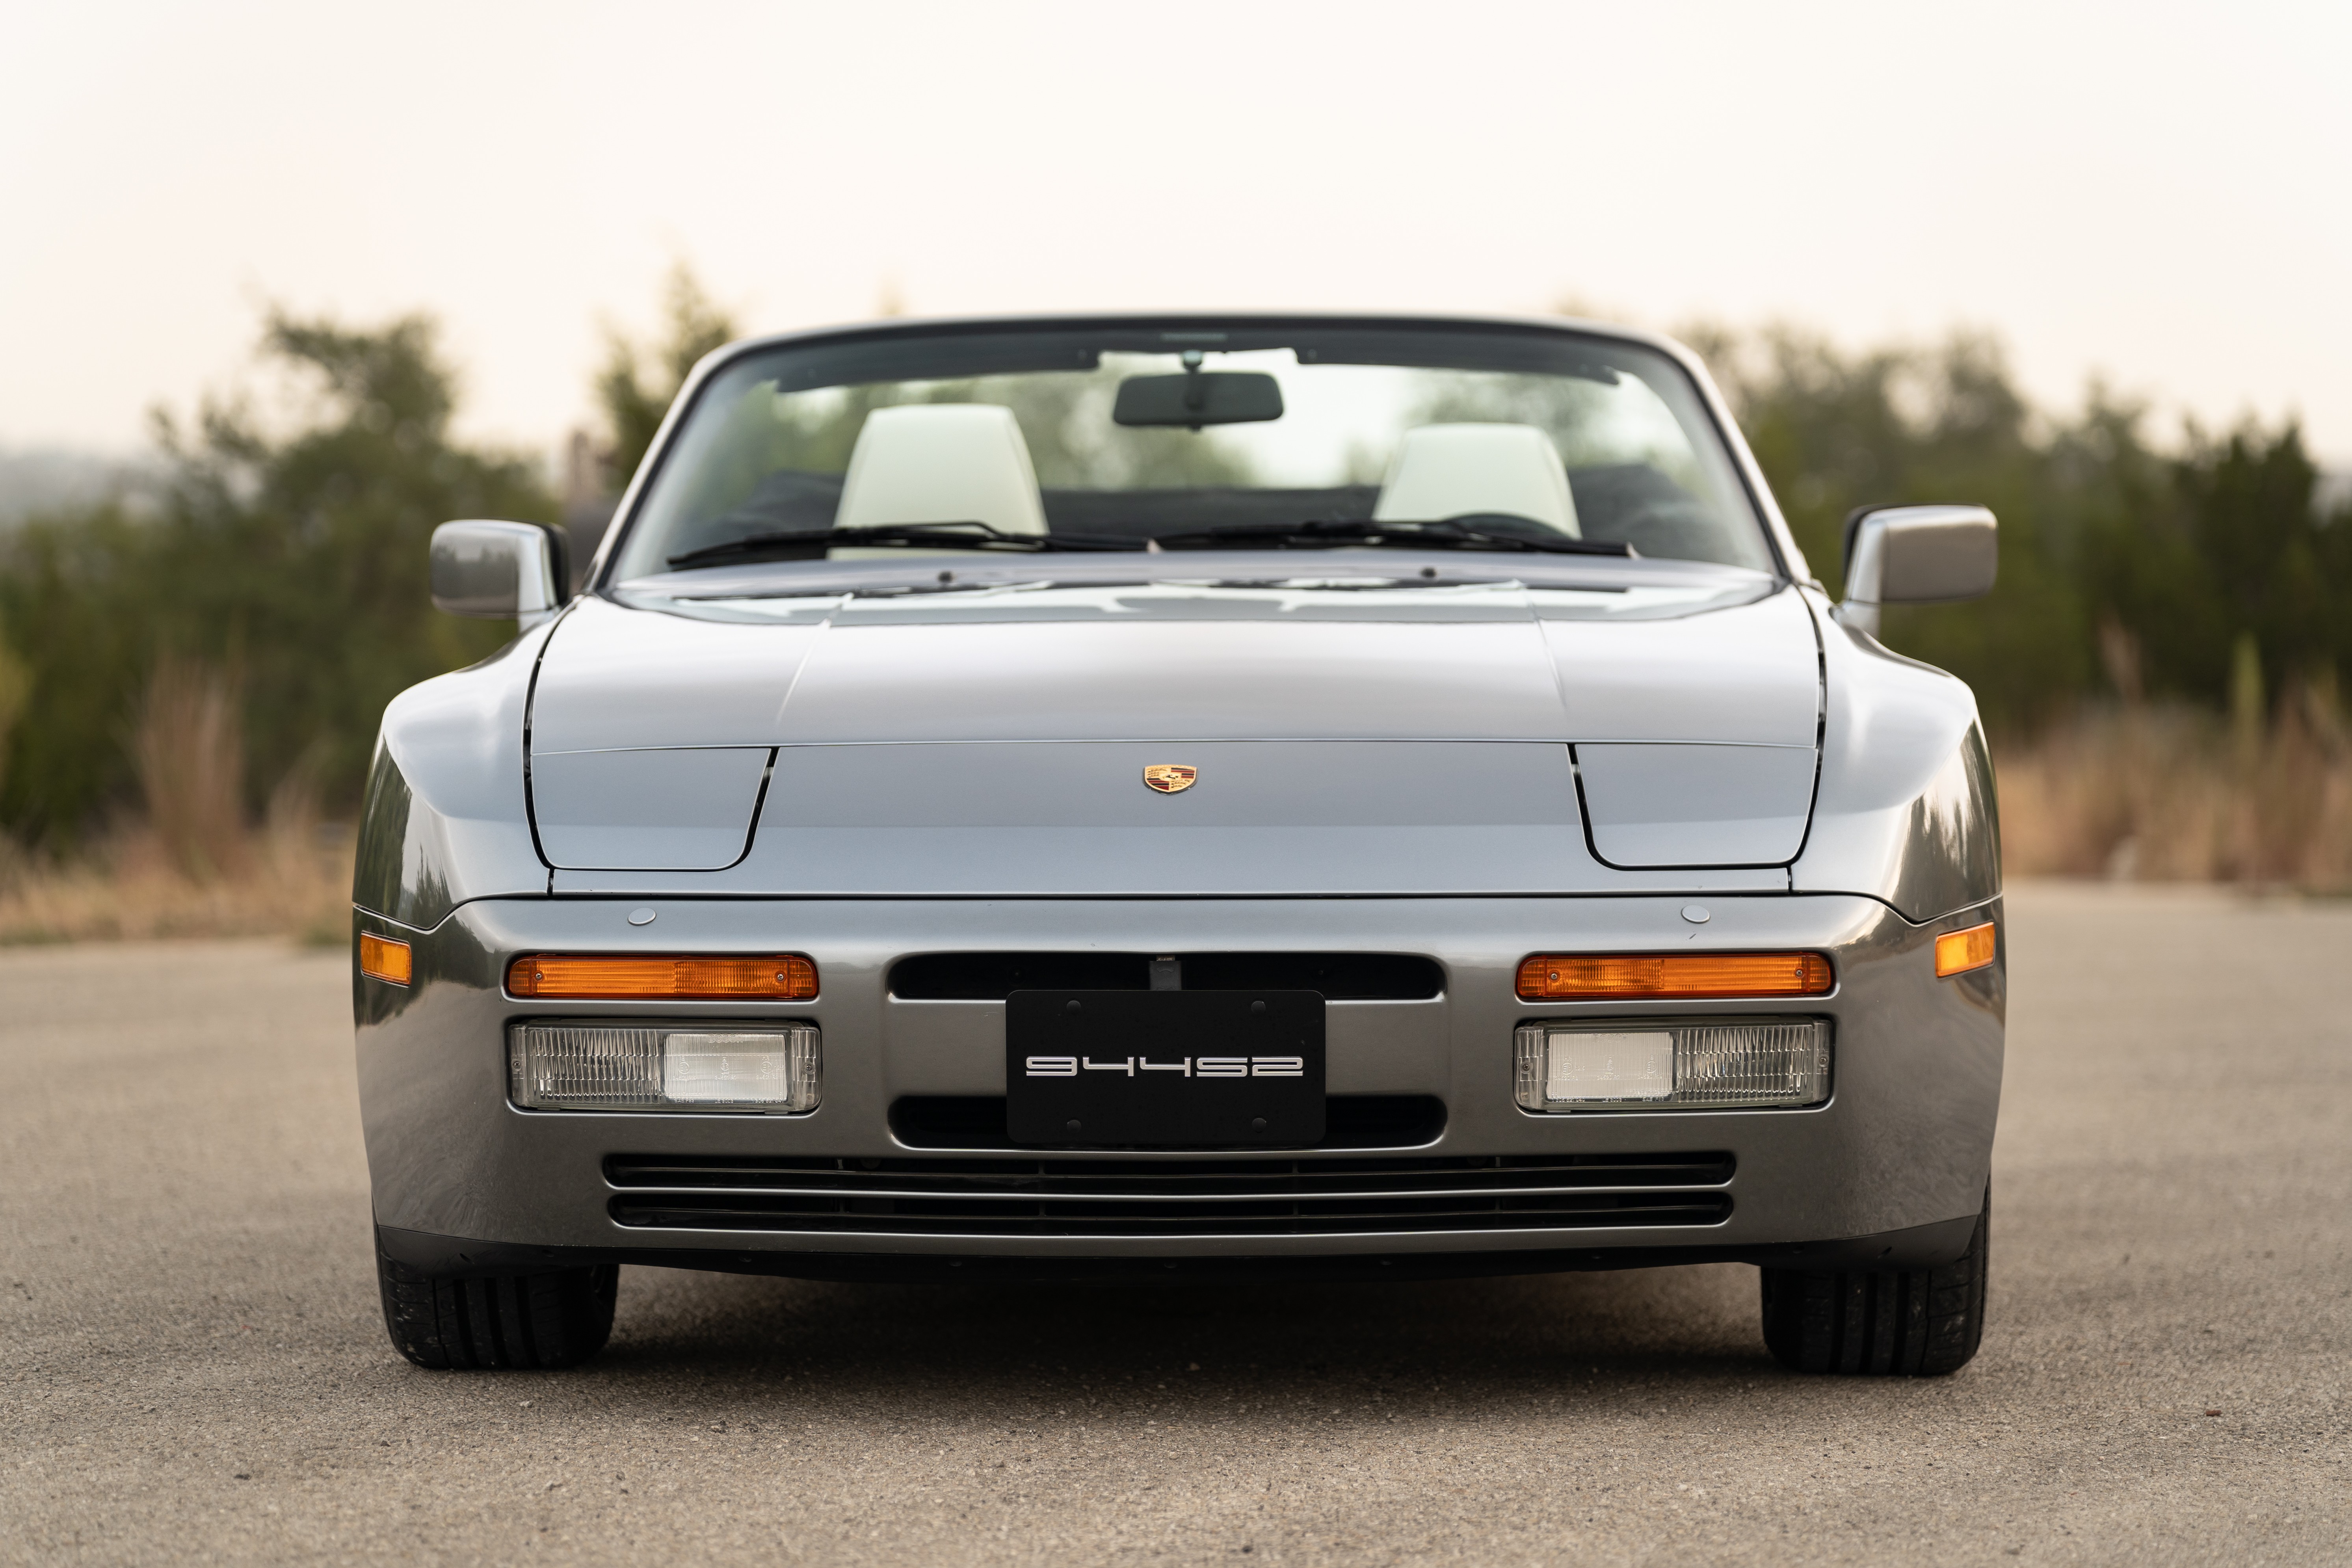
526 577 1824 885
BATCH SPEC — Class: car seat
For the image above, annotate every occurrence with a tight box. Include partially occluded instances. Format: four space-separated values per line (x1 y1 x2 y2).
1372 422 1580 536
833 404 1048 538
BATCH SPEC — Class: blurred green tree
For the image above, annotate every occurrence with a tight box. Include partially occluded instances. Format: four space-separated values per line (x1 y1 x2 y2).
2088 421 2348 707
0 311 554 842
595 264 740 491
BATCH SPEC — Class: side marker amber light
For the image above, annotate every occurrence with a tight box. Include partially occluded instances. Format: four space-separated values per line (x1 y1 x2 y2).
359 932 413 986
506 954 818 1001
1516 952 1833 1001
1934 922 1997 978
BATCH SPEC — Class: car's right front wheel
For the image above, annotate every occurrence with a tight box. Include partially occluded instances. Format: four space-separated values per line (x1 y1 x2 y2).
376 1242 617 1371
1759 1186 1989 1375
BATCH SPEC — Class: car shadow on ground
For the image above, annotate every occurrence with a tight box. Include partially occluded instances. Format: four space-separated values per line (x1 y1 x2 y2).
577 1262 1785 1418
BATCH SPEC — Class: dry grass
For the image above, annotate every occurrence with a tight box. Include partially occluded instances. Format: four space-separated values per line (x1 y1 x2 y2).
0 826 351 946
0 656 351 946
1998 688 2352 891
131 656 251 881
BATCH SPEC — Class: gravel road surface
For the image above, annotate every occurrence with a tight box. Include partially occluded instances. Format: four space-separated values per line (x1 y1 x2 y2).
3 885 2346 1565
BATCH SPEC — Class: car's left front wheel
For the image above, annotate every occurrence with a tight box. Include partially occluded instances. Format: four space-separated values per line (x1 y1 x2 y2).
376 1245 617 1370
1758 1185 1989 1376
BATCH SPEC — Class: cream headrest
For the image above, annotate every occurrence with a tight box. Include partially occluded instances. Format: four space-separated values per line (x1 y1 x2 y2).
1372 423 1579 536
835 404 1048 536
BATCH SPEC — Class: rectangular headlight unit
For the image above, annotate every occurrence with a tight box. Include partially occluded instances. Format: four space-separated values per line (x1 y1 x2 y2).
1514 1019 1829 1112
508 1023 820 1112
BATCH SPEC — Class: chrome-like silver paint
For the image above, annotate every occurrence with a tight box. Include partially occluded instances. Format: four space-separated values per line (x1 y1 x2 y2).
1536 588 1817 746
582 738 1623 897
1790 591 2002 923
354 891 2002 1259
1575 742 1817 867
530 746 770 870
430 521 564 630
764 741 1575 828
547 738 1794 897
1837 505 1999 636
511 580 1825 890
534 581 1819 753
529 597 826 753
351 626 551 930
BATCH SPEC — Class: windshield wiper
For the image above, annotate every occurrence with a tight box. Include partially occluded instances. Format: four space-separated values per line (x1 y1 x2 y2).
1143 517 1635 556
666 522 1132 569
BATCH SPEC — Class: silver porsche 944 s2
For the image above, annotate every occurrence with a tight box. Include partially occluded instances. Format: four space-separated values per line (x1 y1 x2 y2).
355 313 2004 1376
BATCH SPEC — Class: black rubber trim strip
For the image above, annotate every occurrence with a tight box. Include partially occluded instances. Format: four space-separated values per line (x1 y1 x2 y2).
374 1211 1978 1285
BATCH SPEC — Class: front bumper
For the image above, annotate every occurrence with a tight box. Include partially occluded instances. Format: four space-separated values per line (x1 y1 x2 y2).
355 893 2003 1275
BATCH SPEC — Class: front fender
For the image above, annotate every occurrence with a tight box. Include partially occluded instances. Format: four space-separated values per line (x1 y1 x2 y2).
352 625 554 932
1792 593 2000 922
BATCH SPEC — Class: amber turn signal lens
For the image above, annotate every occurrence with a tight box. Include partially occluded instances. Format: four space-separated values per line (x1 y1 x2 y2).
1933 922 1997 978
1516 951 1833 1001
359 932 413 986
506 954 818 1001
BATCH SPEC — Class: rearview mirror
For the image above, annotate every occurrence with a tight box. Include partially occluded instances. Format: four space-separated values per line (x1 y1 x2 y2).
1112 371 1284 428
1837 505 1997 635
431 521 569 628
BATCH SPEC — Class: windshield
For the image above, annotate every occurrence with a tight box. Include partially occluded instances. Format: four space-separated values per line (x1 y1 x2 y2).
606 320 1777 587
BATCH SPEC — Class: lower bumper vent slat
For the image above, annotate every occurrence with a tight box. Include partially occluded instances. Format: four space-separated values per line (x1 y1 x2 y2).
605 1152 1733 1237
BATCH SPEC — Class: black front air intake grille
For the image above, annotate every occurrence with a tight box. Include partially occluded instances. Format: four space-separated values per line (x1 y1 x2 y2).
604 1151 1733 1237
887 951 1446 1001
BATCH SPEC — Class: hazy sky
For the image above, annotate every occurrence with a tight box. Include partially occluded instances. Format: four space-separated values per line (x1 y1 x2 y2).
5 0 2348 461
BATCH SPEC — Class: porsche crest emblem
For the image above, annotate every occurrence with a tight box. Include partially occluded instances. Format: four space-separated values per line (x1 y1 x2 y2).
1142 764 1198 794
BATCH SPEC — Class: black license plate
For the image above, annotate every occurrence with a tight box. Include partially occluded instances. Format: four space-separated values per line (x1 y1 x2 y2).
1005 990 1326 1148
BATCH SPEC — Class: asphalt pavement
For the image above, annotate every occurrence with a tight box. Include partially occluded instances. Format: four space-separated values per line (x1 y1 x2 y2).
3 884 2346 1565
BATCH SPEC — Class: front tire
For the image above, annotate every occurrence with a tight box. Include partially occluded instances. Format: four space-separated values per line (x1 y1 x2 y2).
1760 1187 1989 1375
377 1244 617 1370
